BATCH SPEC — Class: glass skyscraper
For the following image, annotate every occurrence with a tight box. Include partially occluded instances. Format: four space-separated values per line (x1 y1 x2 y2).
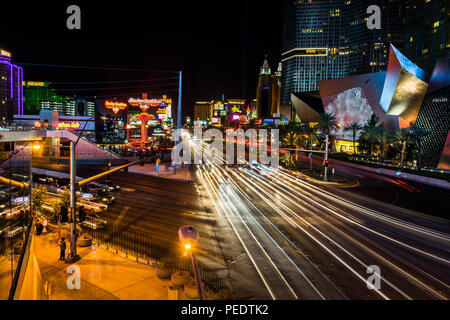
281 0 403 106
281 0 346 105
403 0 448 75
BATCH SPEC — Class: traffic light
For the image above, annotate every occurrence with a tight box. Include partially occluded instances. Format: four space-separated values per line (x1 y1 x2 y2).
324 160 329 167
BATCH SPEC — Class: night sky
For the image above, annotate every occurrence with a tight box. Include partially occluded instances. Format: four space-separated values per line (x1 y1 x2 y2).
1 0 283 119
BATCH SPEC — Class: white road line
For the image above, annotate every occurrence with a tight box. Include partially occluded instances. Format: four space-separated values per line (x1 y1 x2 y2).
114 206 130 227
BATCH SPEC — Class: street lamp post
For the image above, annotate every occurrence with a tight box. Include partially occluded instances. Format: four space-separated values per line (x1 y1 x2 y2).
69 140 78 261
179 225 204 300
68 117 94 262
28 144 41 219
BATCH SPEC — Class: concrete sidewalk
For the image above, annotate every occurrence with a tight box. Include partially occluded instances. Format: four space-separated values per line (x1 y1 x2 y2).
0 255 17 300
119 163 192 181
34 233 192 300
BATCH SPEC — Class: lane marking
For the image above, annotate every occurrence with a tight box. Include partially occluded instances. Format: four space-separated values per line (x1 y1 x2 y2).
114 206 130 227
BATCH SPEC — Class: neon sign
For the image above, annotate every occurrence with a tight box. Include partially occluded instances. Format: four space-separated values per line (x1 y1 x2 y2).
26 81 45 87
231 114 240 121
135 113 155 122
0 49 11 57
128 98 161 107
57 122 81 129
156 108 167 114
105 101 127 114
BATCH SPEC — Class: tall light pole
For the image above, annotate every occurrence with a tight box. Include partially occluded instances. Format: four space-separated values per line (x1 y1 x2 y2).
177 70 182 130
28 143 41 218
323 134 329 181
69 140 78 261
69 116 94 262
179 225 204 300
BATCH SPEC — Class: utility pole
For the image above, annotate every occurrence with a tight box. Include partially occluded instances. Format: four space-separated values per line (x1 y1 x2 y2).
177 70 182 130
69 116 93 262
69 141 78 261
29 145 33 218
324 135 329 181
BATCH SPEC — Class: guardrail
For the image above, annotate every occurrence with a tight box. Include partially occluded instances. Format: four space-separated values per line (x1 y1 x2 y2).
7 218 33 300
78 217 228 294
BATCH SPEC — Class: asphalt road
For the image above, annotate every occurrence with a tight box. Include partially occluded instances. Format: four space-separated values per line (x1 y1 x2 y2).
197 163 450 300
292 152 450 219
29 157 450 300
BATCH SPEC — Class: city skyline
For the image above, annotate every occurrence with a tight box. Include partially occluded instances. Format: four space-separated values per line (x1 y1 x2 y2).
0 0 449 309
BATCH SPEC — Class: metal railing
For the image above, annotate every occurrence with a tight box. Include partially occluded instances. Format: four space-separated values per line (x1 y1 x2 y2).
78 216 228 295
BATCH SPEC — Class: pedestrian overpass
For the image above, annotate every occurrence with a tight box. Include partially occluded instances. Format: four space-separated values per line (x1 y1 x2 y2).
0 129 119 165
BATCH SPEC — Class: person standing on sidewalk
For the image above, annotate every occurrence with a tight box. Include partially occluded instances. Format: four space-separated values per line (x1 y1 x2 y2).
42 218 48 234
59 237 66 261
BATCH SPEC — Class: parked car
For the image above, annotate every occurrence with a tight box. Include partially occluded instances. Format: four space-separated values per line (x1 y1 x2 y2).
98 180 120 192
95 190 114 204
82 183 108 194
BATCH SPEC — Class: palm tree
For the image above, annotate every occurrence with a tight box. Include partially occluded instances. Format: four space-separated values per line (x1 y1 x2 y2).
393 128 410 168
359 114 382 157
376 126 390 160
409 123 430 169
318 113 338 181
344 122 362 154
282 132 299 148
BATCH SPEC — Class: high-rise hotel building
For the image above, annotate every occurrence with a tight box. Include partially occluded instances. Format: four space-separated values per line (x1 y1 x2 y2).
281 0 347 105
280 0 403 106
0 48 23 122
402 0 448 75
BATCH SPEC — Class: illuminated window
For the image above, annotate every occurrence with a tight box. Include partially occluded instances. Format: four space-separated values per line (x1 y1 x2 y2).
433 21 439 28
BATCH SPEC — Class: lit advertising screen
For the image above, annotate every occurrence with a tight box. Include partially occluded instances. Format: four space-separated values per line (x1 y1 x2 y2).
322 87 373 140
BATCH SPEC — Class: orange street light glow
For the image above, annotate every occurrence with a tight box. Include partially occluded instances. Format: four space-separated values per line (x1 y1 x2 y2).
184 243 191 250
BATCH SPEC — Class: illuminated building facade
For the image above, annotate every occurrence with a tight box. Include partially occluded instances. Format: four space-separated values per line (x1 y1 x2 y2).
23 81 58 114
95 99 128 144
281 0 403 106
193 100 213 123
40 98 77 116
126 94 173 144
0 48 23 122
380 44 429 128
402 0 449 75
256 56 282 118
415 58 450 169
281 0 347 105
344 0 403 75
193 98 256 127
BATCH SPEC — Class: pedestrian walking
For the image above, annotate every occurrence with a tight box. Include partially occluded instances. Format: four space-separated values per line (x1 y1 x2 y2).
36 219 43 235
42 218 48 234
59 237 66 261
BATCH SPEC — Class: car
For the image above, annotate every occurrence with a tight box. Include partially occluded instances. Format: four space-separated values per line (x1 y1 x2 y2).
56 178 70 188
98 180 120 192
95 190 114 204
12 196 29 205
82 183 108 194
56 187 94 200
